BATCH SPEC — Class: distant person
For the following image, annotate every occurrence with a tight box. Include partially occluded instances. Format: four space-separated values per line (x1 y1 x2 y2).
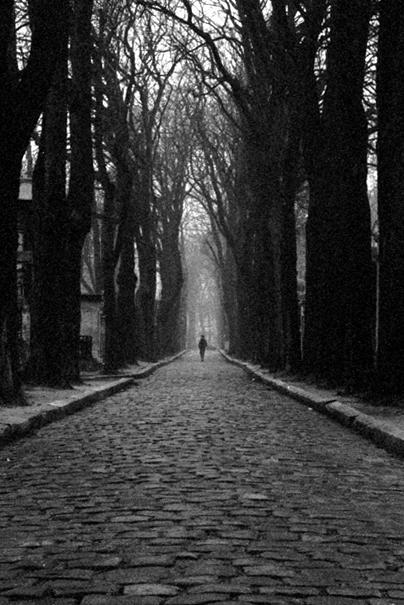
198 335 208 361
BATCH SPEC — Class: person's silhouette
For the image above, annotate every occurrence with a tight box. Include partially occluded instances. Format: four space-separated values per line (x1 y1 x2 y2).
198 335 207 361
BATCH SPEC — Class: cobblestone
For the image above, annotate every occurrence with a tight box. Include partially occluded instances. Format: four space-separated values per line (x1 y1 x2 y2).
0 351 403 604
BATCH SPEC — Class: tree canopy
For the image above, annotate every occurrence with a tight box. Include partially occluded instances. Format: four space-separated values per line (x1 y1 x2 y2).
0 0 403 405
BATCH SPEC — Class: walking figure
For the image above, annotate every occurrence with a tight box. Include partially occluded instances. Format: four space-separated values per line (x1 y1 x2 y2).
198 334 208 361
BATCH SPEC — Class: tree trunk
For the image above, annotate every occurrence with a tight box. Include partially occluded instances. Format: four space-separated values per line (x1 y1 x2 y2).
242 125 285 368
135 230 157 361
221 246 239 354
64 0 94 382
135 163 157 361
281 120 302 371
0 0 68 404
93 40 120 372
376 1 404 394
0 7 20 400
92 214 103 293
116 239 138 365
25 40 69 385
101 184 119 372
116 191 138 366
303 0 373 388
0 157 24 405
236 261 256 361
177 274 188 351
157 236 183 357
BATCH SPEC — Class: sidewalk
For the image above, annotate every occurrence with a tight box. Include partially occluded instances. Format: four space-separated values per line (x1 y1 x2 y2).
0 352 185 450
221 350 404 459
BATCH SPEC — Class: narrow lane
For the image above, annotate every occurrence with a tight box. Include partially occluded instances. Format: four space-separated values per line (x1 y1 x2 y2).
0 352 403 605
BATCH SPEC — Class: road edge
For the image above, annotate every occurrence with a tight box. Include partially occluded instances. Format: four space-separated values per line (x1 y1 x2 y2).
220 350 404 459
0 351 185 450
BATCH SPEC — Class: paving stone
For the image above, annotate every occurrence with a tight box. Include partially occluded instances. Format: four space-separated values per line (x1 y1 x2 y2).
36 569 95 581
187 583 252 594
101 568 167 583
46 580 119 596
123 583 179 595
81 597 162 605
0 352 403 605
369 601 404 605
243 564 294 577
173 576 219 586
13 600 76 605
129 555 174 567
183 563 235 578
68 557 122 569
257 586 320 596
326 587 382 597
174 552 199 561
110 516 150 523
0 579 23 592
165 595 229 605
232 559 259 567
1 585 49 598
308 600 370 605
240 494 269 501
209 602 239 605
239 598 303 605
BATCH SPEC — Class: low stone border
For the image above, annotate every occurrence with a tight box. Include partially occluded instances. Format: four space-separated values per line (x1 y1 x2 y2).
221 350 404 459
84 350 187 381
130 350 186 379
0 351 186 450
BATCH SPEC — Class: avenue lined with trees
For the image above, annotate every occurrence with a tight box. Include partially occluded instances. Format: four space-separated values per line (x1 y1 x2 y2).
0 0 403 406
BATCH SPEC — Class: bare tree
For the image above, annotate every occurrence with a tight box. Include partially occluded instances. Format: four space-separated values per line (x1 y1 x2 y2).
93 1 186 365
0 0 68 404
376 1 404 395
25 19 69 385
299 0 374 388
189 94 243 355
136 0 302 368
93 3 135 370
155 89 192 356
64 0 96 381
25 0 95 386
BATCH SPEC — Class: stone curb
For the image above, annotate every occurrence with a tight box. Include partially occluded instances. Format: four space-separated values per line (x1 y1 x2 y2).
0 351 185 451
221 350 404 459
82 350 186 381
129 350 186 379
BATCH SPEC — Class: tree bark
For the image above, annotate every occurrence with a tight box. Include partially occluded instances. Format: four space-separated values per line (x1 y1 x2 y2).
231 1 290 369
157 233 184 357
135 163 157 361
302 0 374 388
135 226 157 361
101 184 119 372
221 246 239 354
281 120 302 371
376 1 404 394
0 158 23 404
64 0 95 382
241 119 286 368
0 0 68 404
25 35 69 386
115 185 137 367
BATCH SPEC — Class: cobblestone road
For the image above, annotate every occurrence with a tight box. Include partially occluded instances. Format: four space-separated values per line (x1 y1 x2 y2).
0 352 404 605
